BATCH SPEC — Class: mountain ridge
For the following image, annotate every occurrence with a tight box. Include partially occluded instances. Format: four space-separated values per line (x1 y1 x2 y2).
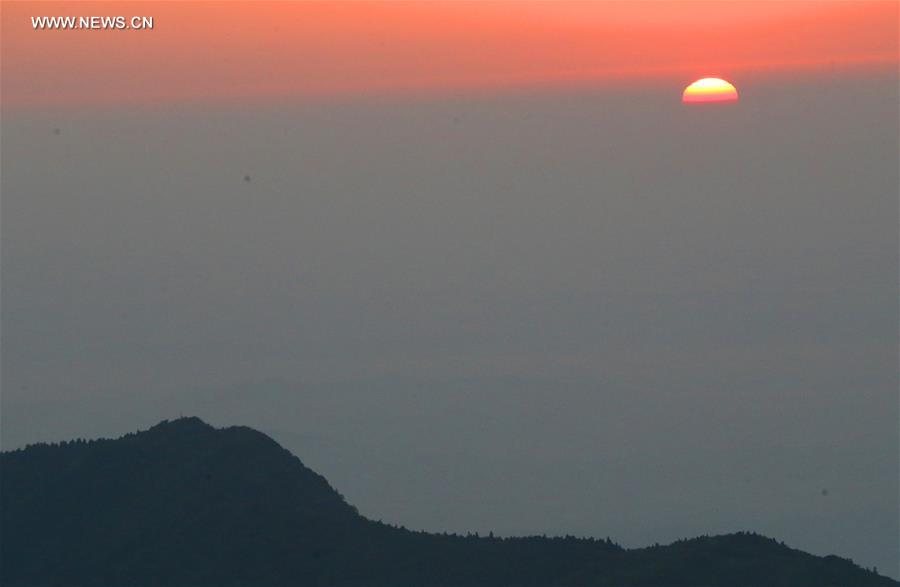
2 416 895 586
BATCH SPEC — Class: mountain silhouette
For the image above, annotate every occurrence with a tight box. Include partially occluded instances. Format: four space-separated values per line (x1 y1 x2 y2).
1 417 895 586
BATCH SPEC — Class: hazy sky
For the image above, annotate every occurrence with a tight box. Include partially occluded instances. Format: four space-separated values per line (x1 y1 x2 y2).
2 1 898 579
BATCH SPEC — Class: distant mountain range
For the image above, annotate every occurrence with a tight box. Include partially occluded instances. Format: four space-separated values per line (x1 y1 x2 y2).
1 417 895 586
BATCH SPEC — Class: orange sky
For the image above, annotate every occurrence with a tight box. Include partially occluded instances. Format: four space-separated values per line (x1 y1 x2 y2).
2 1 897 109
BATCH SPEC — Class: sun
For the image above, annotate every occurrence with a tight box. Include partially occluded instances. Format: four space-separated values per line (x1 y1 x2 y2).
682 77 739 104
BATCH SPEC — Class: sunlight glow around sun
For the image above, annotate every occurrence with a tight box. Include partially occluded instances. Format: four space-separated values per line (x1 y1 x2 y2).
682 77 739 104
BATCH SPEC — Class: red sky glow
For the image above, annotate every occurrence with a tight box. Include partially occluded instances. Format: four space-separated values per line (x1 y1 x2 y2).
2 1 897 109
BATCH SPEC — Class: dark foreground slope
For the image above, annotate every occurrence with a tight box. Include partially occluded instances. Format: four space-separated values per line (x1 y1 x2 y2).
1 417 894 587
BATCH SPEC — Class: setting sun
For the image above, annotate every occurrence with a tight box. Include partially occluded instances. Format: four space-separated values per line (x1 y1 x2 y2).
682 77 739 103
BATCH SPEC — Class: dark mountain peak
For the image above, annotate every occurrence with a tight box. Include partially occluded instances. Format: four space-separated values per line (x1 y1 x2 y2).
685 531 788 548
137 416 217 440
148 415 213 431
142 417 280 446
133 418 298 463
650 531 801 560
2 421 896 587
